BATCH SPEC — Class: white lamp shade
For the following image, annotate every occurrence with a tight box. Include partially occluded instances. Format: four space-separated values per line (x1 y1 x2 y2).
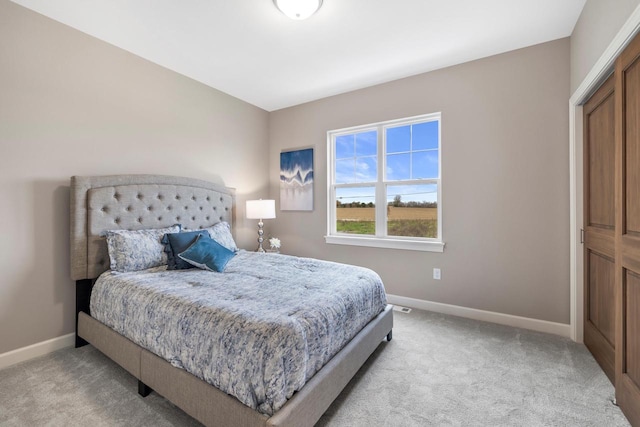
273 0 322 20
246 199 276 219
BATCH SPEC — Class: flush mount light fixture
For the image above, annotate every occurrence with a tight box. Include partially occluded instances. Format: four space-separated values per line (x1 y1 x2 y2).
273 0 323 20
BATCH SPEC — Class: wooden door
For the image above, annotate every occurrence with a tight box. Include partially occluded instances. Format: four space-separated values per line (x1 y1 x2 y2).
615 32 640 426
584 74 616 384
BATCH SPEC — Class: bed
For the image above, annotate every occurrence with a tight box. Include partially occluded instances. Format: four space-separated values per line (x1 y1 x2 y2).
70 174 393 427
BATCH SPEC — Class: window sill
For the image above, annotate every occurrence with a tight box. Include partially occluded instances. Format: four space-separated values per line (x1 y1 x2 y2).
324 235 445 252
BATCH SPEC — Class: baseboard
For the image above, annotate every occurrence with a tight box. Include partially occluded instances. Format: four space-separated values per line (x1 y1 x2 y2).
387 294 571 338
0 333 75 371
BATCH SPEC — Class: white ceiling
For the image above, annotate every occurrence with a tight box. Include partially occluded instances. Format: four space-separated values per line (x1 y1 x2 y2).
11 0 586 111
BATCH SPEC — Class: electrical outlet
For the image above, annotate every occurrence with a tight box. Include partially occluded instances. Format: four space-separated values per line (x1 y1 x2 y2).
433 268 441 280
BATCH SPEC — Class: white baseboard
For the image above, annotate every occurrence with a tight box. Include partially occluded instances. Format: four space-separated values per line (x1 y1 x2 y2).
0 333 75 371
387 294 571 338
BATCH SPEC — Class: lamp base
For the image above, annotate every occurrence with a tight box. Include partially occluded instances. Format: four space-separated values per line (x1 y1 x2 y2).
256 219 265 252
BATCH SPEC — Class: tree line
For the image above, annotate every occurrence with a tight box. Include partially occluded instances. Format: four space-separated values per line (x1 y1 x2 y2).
337 195 437 208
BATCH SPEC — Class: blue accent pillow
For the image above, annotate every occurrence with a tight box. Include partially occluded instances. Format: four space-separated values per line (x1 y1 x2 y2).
178 234 236 272
162 230 208 270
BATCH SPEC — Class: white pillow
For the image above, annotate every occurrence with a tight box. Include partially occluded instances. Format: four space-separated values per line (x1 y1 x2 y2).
203 222 238 252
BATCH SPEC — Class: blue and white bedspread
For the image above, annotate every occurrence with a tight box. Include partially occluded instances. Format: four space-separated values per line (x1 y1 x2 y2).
90 251 387 415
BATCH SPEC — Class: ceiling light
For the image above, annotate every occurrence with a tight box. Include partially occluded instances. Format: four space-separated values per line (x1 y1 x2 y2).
273 0 323 20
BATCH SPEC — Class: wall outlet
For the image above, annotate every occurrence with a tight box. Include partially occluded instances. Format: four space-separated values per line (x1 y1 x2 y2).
433 268 441 280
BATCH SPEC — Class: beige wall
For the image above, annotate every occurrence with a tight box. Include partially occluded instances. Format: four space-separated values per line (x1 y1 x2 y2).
269 39 571 324
0 1 269 354
0 0 591 356
570 0 640 93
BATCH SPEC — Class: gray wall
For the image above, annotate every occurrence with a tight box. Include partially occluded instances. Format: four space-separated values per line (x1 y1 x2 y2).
570 0 640 93
269 39 571 324
0 1 270 354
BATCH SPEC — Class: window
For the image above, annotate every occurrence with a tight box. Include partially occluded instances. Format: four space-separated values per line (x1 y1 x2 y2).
326 113 444 252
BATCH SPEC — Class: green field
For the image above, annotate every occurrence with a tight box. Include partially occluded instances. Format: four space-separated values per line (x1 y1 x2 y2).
336 206 438 238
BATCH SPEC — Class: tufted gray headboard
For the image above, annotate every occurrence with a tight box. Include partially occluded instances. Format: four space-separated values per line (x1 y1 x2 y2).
70 175 236 281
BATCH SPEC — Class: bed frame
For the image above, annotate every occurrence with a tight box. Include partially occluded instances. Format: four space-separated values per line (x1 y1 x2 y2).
70 174 393 427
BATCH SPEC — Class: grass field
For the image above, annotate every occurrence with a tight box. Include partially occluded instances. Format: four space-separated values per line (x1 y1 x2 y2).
337 207 437 238
337 207 437 221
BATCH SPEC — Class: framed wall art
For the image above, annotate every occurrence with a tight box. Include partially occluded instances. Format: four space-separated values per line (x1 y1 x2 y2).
280 147 313 211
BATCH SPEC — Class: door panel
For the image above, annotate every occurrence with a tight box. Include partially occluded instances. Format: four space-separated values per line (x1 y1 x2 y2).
625 271 640 387
589 92 616 229
584 250 616 379
615 31 640 426
584 74 616 384
589 252 616 345
625 58 640 236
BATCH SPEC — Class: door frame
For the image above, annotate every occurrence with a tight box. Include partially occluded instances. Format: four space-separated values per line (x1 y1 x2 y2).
570 6 640 342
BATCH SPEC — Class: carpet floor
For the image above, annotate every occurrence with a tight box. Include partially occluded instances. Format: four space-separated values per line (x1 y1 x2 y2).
0 308 630 426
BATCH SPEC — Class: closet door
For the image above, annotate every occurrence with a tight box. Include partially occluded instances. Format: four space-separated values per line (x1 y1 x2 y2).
615 32 640 426
583 74 616 384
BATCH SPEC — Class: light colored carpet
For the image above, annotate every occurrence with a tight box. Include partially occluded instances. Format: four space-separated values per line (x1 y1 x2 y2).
0 309 630 426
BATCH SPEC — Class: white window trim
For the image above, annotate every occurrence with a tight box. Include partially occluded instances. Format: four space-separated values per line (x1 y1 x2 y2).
325 113 444 252
325 234 445 252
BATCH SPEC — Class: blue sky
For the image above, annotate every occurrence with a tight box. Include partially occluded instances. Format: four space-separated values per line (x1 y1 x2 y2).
335 121 439 203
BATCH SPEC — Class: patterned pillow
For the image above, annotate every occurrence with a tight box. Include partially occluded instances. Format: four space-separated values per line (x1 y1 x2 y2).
178 234 236 272
106 225 181 272
202 222 238 252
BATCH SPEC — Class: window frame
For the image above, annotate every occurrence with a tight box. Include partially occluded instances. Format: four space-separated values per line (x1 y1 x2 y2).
326 113 444 252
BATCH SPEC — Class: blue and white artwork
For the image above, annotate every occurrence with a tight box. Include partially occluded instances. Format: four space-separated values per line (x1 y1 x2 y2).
280 148 313 211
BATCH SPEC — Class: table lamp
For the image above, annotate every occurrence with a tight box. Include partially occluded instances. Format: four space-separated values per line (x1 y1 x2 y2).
246 199 276 252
